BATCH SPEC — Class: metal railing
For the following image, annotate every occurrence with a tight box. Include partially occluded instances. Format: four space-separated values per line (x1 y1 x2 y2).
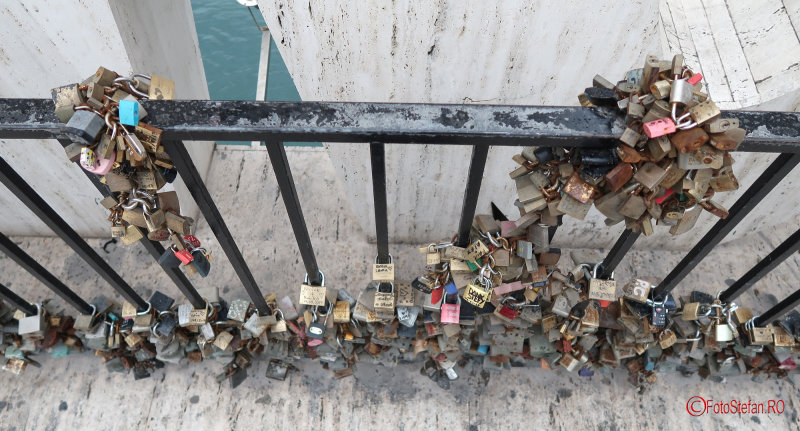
0 98 799 328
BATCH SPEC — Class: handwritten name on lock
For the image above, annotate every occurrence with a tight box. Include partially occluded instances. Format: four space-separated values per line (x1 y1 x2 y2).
589 279 617 302
299 284 327 306
372 264 395 282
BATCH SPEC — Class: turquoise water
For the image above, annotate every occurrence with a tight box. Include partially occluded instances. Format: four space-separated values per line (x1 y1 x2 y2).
190 0 317 146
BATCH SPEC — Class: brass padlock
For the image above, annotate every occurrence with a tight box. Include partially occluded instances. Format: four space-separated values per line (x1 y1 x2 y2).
689 100 721 125
670 127 709 153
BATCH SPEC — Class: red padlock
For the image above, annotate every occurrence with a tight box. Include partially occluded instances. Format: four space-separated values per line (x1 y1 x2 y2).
654 188 675 205
687 73 703 85
174 249 194 264
184 235 201 249
497 305 518 321
440 294 461 324
643 118 676 138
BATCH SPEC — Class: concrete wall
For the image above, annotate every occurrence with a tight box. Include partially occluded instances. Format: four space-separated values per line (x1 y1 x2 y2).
0 0 213 237
258 0 800 250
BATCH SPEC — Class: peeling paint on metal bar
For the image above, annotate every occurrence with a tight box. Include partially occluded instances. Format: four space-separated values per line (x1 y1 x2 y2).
0 99 799 152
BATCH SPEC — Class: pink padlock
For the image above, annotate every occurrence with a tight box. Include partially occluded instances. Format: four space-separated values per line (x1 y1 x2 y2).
86 151 116 175
174 249 194 265
687 73 703 85
643 118 676 138
440 294 461 324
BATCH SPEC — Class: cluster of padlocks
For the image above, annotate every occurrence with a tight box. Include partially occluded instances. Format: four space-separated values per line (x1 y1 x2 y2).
2 211 798 388
2 58 798 389
570 54 743 235
51 67 211 277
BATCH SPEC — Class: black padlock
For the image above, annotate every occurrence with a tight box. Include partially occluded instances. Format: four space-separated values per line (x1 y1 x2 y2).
229 366 248 389
158 248 182 268
162 167 178 183
149 291 175 313
190 249 211 277
651 303 667 327
583 86 619 107
397 323 416 338
533 147 554 164
155 315 177 336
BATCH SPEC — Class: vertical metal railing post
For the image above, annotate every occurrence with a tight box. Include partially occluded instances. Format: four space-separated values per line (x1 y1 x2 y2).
754 290 800 326
653 153 800 299
599 229 641 279
0 232 92 314
455 145 489 247
0 282 38 316
0 156 148 310
719 228 800 303
265 141 322 286
370 142 390 263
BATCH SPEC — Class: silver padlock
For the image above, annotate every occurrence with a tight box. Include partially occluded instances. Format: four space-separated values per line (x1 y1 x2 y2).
63 109 105 145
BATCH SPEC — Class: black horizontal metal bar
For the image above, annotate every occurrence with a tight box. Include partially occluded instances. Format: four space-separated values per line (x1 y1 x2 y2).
0 282 37 316
719 228 800 303
599 229 641 279
265 141 322 286
456 145 489 247
755 288 800 326
163 140 269 314
0 156 148 310
54 139 205 309
653 153 800 299
2 99 800 152
0 232 92 314
370 142 390 263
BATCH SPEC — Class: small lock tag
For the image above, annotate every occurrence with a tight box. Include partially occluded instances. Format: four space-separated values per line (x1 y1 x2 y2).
372 264 394 282
299 284 326 307
623 279 651 304
464 283 492 308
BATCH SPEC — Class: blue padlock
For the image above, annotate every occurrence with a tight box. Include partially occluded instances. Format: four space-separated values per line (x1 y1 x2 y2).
444 281 458 295
118 99 140 126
